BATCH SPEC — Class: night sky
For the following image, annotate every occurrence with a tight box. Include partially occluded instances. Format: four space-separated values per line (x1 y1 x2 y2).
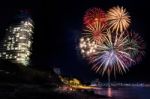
0 0 150 82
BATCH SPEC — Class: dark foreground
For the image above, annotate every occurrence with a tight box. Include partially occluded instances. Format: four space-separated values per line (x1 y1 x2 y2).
1 83 150 99
0 83 109 99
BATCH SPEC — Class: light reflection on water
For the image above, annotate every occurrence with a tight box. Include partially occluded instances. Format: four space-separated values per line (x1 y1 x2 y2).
94 86 150 99
107 87 112 97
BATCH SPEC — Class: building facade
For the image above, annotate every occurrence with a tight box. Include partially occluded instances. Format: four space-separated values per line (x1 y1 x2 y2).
0 14 34 66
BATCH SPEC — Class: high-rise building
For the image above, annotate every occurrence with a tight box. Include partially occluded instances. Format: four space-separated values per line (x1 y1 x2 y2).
0 12 34 66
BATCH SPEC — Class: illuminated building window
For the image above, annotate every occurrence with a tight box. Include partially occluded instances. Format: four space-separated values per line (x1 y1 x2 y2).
8 37 11 40
2 52 6 55
5 54 9 59
9 56 12 59
14 56 17 58
19 36 26 39
16 33 19 37
7 47 10 50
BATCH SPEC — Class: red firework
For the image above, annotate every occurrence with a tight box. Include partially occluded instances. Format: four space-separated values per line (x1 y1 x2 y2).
83 7 106 26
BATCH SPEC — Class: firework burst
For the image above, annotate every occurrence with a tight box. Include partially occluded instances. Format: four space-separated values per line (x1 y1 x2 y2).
83 20 106 44
79 6 145 79
83 7 106 26
88 31 136 76
127 32 145 62
107 6 130 33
